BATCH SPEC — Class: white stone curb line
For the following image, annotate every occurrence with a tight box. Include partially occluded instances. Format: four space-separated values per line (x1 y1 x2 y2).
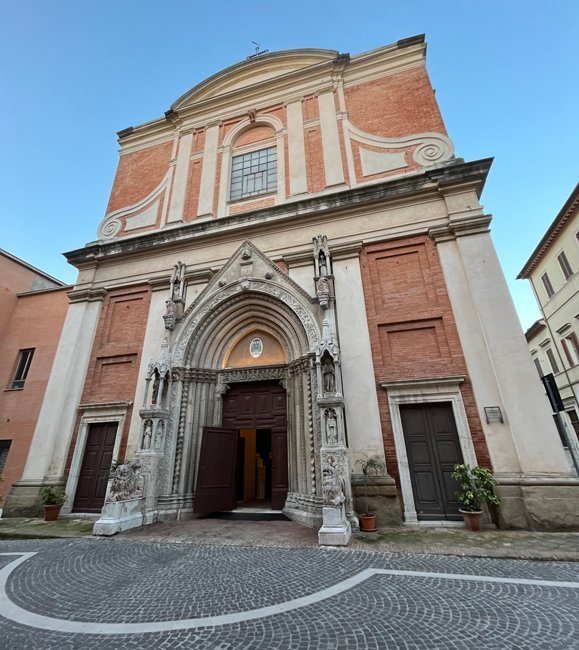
1 553 578 636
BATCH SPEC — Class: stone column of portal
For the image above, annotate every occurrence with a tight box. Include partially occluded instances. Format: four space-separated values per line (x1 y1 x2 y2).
197 123 220 217
286 99 308 196
4 290 105 516
317 90 345 188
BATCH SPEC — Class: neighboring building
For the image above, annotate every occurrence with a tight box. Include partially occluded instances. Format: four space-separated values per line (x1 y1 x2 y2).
519 183 579 472
5 35 579 534
0 250 69 513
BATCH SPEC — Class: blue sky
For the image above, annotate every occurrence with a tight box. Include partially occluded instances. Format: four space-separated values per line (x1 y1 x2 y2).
1 1 577 328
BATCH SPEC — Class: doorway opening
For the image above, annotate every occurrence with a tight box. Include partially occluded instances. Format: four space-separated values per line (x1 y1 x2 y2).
194 379 288 516
236 428 272 508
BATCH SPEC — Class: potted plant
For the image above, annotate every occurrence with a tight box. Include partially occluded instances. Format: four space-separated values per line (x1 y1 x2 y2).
40 486 67 521
451 463 500 532
356 454 386 532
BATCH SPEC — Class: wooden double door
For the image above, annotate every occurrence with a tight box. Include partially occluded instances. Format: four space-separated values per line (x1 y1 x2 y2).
73 422 117 513
194 381 288 514
400 403 464 520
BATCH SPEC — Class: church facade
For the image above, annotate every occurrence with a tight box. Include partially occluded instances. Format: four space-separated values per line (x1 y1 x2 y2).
6 35 579 535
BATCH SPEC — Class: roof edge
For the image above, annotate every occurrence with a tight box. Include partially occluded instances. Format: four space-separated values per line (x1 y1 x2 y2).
518 182 579 279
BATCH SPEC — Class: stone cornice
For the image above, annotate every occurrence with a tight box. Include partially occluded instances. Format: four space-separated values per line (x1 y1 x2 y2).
381 376 465 390
67 287 107 303
65 159 493 268
428 214 492 243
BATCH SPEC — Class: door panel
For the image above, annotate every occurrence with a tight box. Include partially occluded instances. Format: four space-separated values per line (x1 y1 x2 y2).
222 381 288 508
401 403 464 520
194 427 239 514
73 422 117 513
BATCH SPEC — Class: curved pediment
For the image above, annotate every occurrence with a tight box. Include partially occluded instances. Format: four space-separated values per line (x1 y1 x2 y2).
171 49 338 110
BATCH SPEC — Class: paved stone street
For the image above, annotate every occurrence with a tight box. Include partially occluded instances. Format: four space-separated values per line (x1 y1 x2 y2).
0 537 578 649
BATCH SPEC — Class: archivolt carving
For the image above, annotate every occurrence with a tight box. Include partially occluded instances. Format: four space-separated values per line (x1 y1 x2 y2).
173 280 320 365
220 367 287 383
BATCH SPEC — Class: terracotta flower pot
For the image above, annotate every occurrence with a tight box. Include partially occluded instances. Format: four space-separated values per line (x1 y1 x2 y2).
359 514 377 532
459 509 483 532
44 504 62 522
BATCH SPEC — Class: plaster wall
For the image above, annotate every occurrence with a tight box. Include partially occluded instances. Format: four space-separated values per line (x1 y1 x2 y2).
457 232 570 476
332 256 385 464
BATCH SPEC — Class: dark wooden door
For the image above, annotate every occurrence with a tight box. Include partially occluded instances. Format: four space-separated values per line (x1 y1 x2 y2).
222 381 288 509
400 403 464 520
73 422 117 513
194 427 239 514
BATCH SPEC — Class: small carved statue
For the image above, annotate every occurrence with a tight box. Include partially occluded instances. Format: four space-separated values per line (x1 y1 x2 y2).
325 409 338 445
142 420 153 450
318 250 328 276
317 276 330 309
322 355 336 393
322 456 346 506
154 420 164 450
107 460 143 502
151 371 160 405
163 299 177 330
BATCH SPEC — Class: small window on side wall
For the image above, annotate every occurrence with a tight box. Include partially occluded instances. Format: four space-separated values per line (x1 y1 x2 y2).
541 272 555 298
557 251 573 281
10 348 34 389
0 440 11 475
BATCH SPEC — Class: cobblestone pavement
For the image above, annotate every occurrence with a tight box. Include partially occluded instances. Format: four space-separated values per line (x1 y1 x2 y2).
0 538 578 649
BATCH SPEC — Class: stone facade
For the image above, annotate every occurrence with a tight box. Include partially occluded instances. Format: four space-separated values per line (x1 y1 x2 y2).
5 35 579 534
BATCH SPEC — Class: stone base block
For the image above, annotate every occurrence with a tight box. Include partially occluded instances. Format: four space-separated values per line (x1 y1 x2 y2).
2 480 65 518
351 475 402 527
318 507 352 546
93 498 146 536
283 492 323 528
496 481 579 531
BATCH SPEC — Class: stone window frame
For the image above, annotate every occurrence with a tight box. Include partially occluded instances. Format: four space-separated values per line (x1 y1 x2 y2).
381 376 478 525
8 348 35 390
541 271 555 299
217 114 286 217
229 146 277 201
557 250 574 281
61 403 128 515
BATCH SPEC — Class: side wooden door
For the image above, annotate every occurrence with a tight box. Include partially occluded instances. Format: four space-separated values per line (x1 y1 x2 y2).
194 427 239 514
73 422 117 513
400 403 464 520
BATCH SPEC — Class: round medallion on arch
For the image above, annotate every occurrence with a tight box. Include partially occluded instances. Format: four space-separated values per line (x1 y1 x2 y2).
249 337 263 358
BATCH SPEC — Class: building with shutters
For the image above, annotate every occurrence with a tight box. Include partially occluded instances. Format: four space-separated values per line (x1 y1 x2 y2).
5 35 579 534
519 183 579 476
0 250 69 514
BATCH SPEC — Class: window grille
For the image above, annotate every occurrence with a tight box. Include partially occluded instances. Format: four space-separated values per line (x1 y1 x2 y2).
230 147 276 201
0 441 11 475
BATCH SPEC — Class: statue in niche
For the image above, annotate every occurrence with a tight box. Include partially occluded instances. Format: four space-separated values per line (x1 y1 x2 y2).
154 420 164 450
151 371 160 405
322 354 336 393
325 408 338 445
317 276 330 309
170 262 184 301
318 250 328 276
163 299 177 330
142 420 153 450
322 455 345 506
